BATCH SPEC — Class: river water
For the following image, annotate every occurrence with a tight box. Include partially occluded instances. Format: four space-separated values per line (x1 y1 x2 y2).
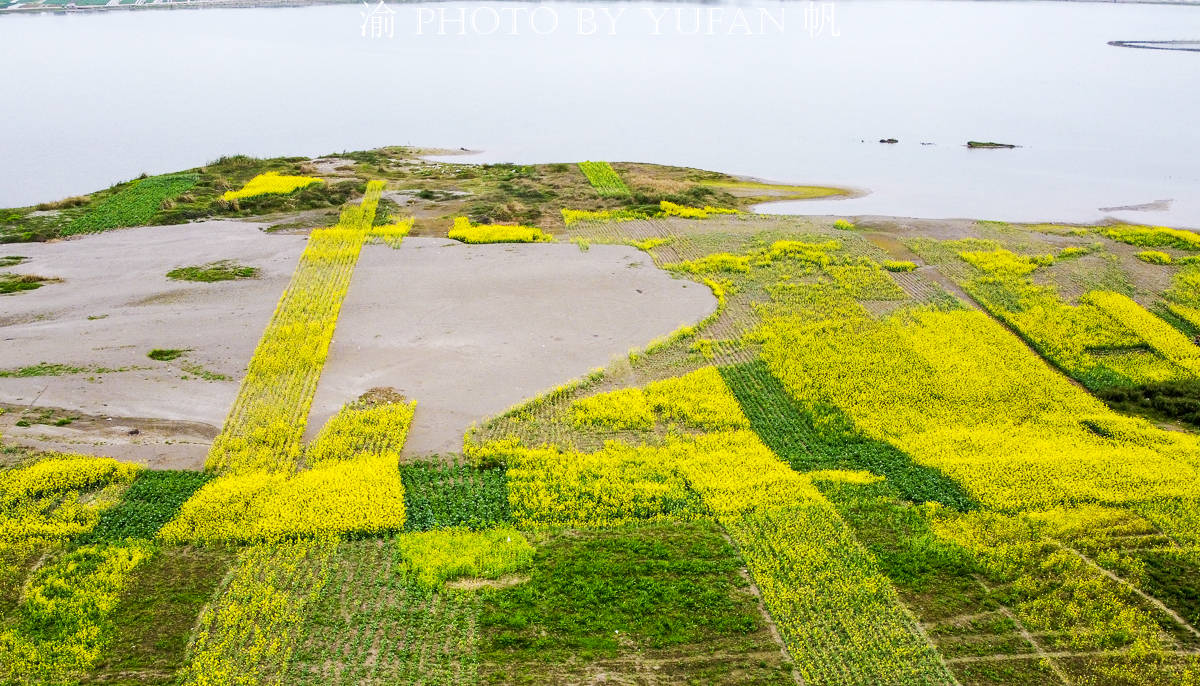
1 0 1197 225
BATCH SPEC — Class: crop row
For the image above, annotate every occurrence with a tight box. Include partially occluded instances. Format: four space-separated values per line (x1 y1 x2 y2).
0 456 199 684
560 200 740 227
0 540 156 684
367 218 413 248
286 538 483 685
178 538 339 686
940 243 1196 391
206 180 385 475
178 529 532 684
400 458 510 531
1084 289 1200 375
1101 224 1200 251
761 294 1200 510
0 455 139 592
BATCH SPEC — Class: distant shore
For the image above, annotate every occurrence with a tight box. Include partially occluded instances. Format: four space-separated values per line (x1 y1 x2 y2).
4 0 1200 15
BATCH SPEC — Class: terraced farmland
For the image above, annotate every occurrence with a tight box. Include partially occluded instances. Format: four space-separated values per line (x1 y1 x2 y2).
3 148 1200 685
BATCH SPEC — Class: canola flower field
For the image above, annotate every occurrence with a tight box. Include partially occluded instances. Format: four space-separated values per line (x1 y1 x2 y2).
5 156 1200 686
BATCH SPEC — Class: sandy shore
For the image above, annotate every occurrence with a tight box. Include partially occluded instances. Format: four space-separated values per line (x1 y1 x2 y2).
306 238 717 456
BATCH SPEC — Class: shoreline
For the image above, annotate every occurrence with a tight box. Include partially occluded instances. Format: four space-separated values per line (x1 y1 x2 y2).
5 0 1200 14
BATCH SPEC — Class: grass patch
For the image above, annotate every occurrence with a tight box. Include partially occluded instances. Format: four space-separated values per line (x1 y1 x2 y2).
0 256 27 267
146 349 188 362
166 260 259 282
400 458 511 531
180 363 230 382
0 272 55 294
478 521 793 684
0 362 87 378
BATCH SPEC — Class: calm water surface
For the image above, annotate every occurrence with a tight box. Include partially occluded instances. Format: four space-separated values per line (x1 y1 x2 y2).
1 1 1197 225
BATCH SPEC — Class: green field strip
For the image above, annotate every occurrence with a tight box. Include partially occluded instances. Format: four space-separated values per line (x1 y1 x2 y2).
719 359 978 511
578 161 631 198
287 538 482 685
84 547 235 685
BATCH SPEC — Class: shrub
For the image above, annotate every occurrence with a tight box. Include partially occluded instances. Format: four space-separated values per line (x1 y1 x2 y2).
147 348 188 361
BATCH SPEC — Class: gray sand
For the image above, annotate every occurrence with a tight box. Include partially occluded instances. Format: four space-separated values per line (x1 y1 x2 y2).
0 221 306 468
1 230 715 466
305 238 716 455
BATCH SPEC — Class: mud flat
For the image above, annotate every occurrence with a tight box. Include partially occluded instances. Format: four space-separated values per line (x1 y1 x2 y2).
306 238 718 455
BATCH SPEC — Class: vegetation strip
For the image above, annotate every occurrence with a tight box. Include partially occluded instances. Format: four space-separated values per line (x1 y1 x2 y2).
205 181 386 475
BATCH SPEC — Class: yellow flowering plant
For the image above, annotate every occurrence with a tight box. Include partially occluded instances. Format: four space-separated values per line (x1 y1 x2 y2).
221 171 322 202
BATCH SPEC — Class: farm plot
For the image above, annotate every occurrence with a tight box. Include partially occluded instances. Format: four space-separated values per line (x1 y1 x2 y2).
466 212 1200 684
7 163 1200 686
910 224 1200 431
205 181 386 475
